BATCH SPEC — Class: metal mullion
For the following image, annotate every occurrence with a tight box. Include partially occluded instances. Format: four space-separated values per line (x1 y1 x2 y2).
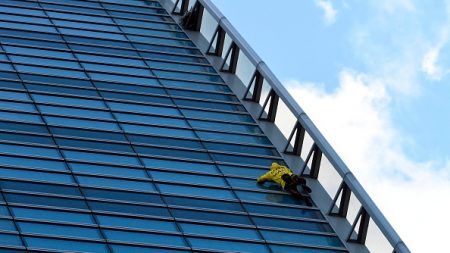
0 189 29 249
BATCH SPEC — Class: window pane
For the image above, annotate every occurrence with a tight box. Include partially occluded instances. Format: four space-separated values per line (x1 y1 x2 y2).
0 167 73 184
180 222 261 240
69 162 147 178
11 206 94 224
18 221 103 239
164 195 243 212
96 214 177 232
157 183 234 200
143 158 218 174
104 229 186 247
77 175 155 192
0 143 60 158
24 237 109 253
187 237 270 253
0 155 67 171
63 150 140 166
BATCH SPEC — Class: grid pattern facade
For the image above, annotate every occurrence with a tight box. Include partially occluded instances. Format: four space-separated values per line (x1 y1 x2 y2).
0 0 346 252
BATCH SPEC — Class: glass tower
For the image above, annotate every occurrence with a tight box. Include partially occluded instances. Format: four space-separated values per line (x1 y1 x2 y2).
0 0 406 253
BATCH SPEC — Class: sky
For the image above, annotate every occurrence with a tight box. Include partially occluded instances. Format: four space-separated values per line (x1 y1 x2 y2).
211 0 450 252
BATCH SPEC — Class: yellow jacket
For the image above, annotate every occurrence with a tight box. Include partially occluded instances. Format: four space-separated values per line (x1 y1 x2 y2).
257 162 294 189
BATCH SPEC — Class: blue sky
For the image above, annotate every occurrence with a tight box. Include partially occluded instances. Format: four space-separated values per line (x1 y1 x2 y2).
211 0 450 251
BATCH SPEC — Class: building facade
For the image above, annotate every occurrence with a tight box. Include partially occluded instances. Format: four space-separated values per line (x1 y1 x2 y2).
0 0 408 252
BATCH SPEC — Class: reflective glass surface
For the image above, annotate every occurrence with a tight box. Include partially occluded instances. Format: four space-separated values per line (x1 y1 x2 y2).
0 1 345 252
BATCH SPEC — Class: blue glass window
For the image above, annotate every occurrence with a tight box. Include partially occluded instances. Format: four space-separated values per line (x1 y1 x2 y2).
148 60 214 73
171 209 251 225
77 53 146 67
90 72 159 86
0 219 16 231
69 162 147 178
0 121 47 134
157 183 234 199
212 154 277 167
0 90 29 101
0 143 60 158
0 111 43 123
15 64 87 79
168 89 237 102
189 119 262 134
45 116 120 131
154 70 222 83
0 154 67 171
26 83 99 97
18 221 103 239
47 11 113 24
5 193 88 210
218 165 266 178
33 94 105 108
0 167 73 184
0 132 53 145
121 124 196 138
121 26 187 39
150 171 227 187
83 63 152 76
1 180 80 197
110 245 188 253
0 13 50 25
174 98 245 112
94 81 165 95
89 200 170 217
128 134 201 149
23 237 109 253
0 80 24 91
11 206 94 224
54 20 120 33
181 109 253 122
0 21 57 33
83 188 161 204
62 150 140 166
0 233 23 247
197 131 271 145
261 230 343 247
243 203 324 220
252 216 333 233
21 74 93 88
77 175 155 192
100 91 173 105
114 18 179 31
140 52 207 64
104 229 186 247
109 102 179 115
0 100 36 112
39 105 114 120
142 158 218 174
164 196 243 212
96 214 178 232
135 146 210 161
3 45 74 59
115 113 188 127
50 127 127 142
10 55 81 69
187 237 270 253
180 222 261 240
205 142 278 156
55 138 133 153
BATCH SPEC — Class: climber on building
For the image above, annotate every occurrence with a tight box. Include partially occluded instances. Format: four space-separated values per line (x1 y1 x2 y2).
257 162 312 206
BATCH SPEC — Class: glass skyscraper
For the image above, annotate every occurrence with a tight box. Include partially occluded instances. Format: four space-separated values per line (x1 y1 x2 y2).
0 0 408 252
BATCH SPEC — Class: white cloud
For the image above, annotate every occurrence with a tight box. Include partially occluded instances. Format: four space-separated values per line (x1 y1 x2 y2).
380 0 415 13
285 71 450 252
314 0 338 25
421 2 450 81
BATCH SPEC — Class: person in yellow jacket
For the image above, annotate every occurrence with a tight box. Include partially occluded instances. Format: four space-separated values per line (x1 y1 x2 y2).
257 162 312 205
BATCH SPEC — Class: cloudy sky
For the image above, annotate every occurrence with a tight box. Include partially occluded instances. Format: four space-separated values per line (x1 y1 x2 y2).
211 0 450 252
